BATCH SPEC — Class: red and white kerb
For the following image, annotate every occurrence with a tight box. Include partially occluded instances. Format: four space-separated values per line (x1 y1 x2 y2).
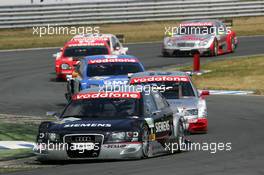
130 76 189 84
72 92 141 100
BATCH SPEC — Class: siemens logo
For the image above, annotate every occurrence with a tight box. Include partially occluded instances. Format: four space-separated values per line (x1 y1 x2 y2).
64 123 111 128
155 121 170 133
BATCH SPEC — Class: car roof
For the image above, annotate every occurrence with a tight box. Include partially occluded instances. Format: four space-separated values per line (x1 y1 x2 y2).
130 71 189 78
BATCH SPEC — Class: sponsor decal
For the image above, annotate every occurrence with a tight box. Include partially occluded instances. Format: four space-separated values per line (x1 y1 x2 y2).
72 37 109 42
88 58 137 64
72 92 141 100
180 22 214 27
104 144 127 148
155 121 170 133
104 80 128 85
130 76 189 84
176 36 206 41
68 42 105 47
64 123 112 128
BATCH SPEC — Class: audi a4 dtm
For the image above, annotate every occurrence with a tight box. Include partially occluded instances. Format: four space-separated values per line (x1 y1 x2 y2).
34 86 186 161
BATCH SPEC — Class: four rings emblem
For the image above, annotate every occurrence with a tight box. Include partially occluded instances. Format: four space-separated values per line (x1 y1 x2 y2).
75 136 92 142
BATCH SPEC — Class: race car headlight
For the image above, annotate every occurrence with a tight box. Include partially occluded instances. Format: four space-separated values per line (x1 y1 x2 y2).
107 132 138 143
185 109 198 116
199 40 209 46
61 63 71 70
111 132 126 141
48 133 60 142
166 41 173 47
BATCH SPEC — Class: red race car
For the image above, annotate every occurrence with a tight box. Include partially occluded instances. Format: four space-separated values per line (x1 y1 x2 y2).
54 39 110 80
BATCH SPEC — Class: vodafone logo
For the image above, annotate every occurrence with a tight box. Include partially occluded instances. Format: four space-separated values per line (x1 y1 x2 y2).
130 76 189 84
72 92 141 100
68 42 105 47
180 22 213 27
88 58 137 64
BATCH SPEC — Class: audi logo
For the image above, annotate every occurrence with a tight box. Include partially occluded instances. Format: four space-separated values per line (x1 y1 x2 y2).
75 136 92 142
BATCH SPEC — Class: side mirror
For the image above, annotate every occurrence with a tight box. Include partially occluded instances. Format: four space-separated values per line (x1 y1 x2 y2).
46 111 59 120
52 52 61 58
200 90 210 97
60 48 63 52
46 111 57 117
123 47 128 53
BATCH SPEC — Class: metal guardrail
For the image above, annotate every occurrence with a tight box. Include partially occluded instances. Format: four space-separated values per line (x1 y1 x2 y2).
0 0 263 28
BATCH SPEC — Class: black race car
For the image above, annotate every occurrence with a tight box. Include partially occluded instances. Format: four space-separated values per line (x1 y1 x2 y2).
34 86 186 161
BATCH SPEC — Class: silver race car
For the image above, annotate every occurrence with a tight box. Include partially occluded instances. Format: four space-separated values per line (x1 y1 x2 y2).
129 71 209 133
162 19 238 57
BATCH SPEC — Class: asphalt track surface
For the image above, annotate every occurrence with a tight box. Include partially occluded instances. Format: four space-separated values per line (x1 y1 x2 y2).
0 36 263 116
8 95 264 175
0 36 264 175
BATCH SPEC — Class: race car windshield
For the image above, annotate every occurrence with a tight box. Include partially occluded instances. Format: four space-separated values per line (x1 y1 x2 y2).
87 63 143 77
63 46 109 57
61 98 141 119
134 81 195 99
176 26 216 35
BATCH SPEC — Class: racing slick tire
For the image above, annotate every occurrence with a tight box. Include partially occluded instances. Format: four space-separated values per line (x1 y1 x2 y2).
142 125 151 158
175 120 186 153
211 40 219 57
65 80 80 101
230 37 236 53
162 51 172 57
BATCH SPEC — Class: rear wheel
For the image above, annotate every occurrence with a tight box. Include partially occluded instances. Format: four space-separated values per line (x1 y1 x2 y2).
230 38 236 53
175 121 185 153
211 40 219 56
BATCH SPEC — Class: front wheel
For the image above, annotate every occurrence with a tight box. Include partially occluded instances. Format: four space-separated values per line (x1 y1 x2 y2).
211 40 219 56
142 125 151 158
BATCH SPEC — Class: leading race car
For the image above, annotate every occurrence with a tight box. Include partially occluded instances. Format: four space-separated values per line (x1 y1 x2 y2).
162 19 238 57
65 55 145 101
54 39 111 80
34 87 186 161
129 71 209 133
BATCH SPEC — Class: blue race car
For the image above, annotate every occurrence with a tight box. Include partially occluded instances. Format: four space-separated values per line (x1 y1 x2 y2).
65 55 145 101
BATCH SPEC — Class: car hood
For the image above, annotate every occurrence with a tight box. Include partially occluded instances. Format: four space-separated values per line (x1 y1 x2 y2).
48 117 142 133
85 75 129 85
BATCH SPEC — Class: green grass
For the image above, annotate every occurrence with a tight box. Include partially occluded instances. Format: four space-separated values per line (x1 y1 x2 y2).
0 123 38 142
166 55 264 95
0 149 34 161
